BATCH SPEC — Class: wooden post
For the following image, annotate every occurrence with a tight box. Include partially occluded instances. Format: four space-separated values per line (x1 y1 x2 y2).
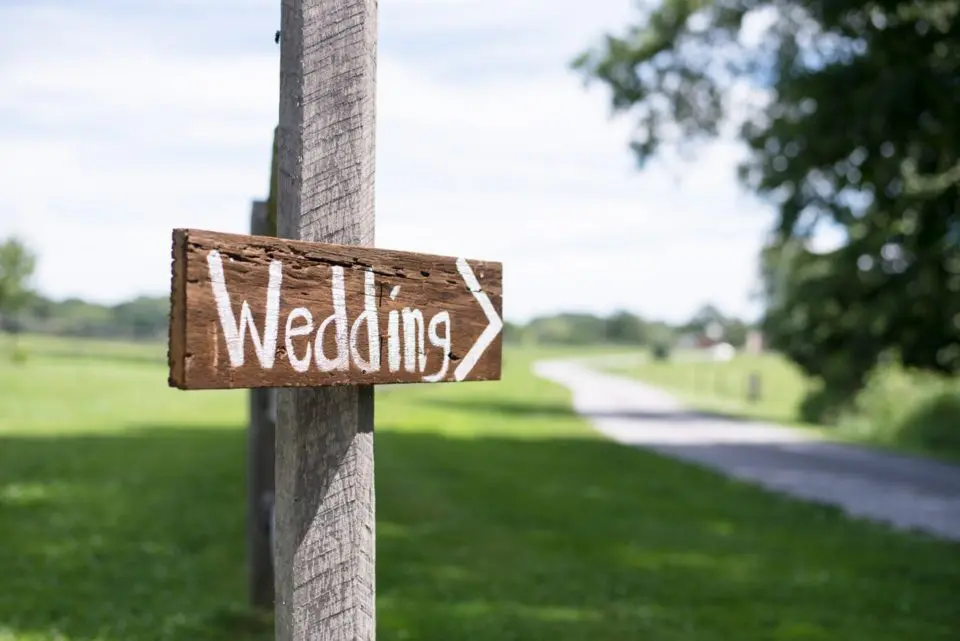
165 6 501 636
248 199 276 609
276 1 377 639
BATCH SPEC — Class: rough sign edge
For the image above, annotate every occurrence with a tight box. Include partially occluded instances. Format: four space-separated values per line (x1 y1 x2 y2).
168 229 188 389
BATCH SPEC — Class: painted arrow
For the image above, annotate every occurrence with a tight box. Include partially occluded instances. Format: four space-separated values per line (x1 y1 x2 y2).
453 257 503 381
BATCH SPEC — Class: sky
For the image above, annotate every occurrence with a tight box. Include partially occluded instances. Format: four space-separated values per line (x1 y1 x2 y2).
0 0 828 324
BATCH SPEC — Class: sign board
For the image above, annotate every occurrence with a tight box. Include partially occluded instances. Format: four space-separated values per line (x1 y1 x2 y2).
168 229 503 390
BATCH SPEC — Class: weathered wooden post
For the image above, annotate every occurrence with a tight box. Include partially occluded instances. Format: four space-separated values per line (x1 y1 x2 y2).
248 198 276 609
275 0 377 641
168 3 503 638
274 2 377 638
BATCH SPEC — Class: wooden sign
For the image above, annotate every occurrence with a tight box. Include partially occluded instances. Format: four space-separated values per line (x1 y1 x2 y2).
168 229 503 390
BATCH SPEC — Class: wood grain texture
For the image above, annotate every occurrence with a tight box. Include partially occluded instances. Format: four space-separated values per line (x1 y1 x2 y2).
247 200 276 610
276 1 378 640
166 228 503 389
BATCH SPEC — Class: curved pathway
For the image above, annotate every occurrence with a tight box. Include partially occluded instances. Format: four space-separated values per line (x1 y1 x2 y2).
535 358 960 542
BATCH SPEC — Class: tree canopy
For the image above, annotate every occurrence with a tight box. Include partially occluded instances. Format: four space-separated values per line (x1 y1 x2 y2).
0 237 36 325
573 0 960 394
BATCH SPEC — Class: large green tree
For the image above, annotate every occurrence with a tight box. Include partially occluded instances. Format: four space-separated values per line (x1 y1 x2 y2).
573 0 960 393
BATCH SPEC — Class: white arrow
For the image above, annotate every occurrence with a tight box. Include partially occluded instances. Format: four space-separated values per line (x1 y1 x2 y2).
454 257 503 381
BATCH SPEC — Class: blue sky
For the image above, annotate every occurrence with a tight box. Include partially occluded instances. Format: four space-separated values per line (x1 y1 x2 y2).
0 0 833 324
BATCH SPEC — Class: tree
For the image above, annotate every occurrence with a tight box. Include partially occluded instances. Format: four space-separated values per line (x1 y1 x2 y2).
724 317 750 348
526 313 608 344
646 320 678 348
503 320 525 344
605 310 647 344
0 237 37 338
572 0 960 395
111 296 169 340
683 303 726 336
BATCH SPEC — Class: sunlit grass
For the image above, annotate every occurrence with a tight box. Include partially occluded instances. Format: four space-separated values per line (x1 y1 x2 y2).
603 349 960 459
601 350 812 426
0 338 957 640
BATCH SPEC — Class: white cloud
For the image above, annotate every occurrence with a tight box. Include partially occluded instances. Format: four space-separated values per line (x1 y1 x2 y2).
1 0 779 325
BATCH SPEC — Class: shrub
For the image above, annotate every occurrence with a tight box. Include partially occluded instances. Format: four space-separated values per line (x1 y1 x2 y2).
798 385 850 426
838 363 960 457
897 392 960 453
651 343 671 362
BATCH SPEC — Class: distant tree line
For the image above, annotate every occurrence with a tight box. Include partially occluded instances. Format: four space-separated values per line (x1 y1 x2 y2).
0 237 165 343
7 294 170 341
2 236 755 350
505 304 754 350
12 293 751 350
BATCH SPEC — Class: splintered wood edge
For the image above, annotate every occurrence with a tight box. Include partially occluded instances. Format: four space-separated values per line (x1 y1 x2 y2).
168 229 188 389
183 227 504 270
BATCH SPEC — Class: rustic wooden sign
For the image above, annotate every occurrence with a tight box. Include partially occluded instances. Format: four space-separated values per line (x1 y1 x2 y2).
168 228 503 390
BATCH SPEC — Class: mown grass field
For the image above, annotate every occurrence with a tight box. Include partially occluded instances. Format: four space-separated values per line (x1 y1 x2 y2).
599 351 812 427
1 335 959 640
603 350 960 460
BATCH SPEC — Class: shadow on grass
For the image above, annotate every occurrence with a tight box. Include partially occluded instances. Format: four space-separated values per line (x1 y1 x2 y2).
0 426 272 641
2 425 959 641
376 431 960 641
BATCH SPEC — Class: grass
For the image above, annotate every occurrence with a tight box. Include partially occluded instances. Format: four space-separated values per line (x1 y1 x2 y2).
600 352 812 424
603 350 960 460
1 337 959 640
5 333 165 367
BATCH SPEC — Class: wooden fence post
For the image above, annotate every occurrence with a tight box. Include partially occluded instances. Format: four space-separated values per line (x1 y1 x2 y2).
274 1 377 639
247 198 276 609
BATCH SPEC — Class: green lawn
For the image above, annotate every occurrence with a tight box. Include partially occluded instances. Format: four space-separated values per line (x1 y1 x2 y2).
600 351 813 427
603 350 960 461
1 338 958 640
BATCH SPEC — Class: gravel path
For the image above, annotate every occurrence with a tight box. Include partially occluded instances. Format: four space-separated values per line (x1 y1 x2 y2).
535 359 960 541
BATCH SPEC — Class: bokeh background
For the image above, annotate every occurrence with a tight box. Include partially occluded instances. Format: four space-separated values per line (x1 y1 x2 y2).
1 1 958 640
